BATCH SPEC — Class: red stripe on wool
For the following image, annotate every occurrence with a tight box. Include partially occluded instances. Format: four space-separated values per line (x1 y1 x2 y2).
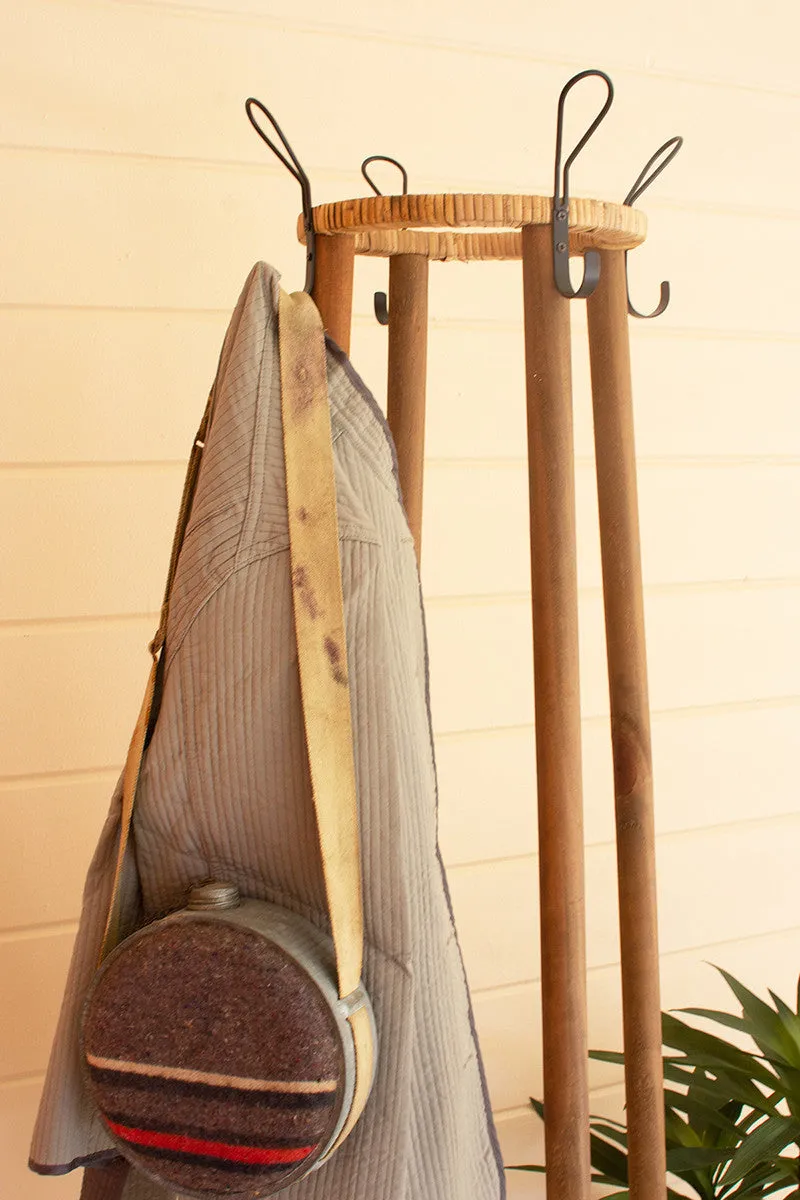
106 1120 314 1165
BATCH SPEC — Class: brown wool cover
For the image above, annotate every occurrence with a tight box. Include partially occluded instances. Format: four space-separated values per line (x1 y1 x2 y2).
82 920 345 1197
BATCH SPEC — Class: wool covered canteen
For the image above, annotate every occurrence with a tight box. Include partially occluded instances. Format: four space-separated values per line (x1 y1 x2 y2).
80 881 376 1198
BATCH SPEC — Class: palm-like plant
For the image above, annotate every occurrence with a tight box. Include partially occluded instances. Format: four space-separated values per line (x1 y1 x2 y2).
511 969 800 1198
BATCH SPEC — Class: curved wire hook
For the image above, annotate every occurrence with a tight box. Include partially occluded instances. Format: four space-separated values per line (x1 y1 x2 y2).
245 97 316 294
622 135 683 319
360 155 410 325
361 155 409 198
552 69 614 299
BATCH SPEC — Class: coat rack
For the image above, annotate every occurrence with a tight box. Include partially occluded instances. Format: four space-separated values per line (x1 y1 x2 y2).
247 71 682 1200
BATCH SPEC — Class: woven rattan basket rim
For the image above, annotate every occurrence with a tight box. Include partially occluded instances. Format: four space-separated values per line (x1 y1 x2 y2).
297 193 646 259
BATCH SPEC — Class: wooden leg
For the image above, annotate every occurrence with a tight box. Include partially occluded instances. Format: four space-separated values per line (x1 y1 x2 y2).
521 223 590 1200
386 254 429 562
587 250 666 1200
312 234 355 354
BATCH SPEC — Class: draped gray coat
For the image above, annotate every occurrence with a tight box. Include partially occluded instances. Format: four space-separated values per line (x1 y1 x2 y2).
30 263 505 1200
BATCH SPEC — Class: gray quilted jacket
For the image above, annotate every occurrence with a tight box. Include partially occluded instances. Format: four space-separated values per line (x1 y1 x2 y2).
29 263 505 1200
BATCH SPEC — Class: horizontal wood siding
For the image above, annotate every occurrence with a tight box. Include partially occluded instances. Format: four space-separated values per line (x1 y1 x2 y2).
3 1 799 1195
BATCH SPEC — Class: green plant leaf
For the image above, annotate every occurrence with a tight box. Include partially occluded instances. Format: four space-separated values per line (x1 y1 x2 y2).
504 1165 545 1173
663 1012 779 1088
765 1060 800 1109
680 1008 755 1037
664 1107 703 1148
716 968 800 1067
662 1058 711 1092
529 1097 545 1121
589 1120 628 1150
590 1112 628 1131
663 1052 780 1116
589 1130 629 1186
755 1156 799 1190
662 1058 779 1117
589 1049 626 1065
665 1146 734 1173
718 1114 800 1190
664 1088 742 1141
662 1111 723 1199
723 1156 799 1200
767 990 800 1068
768 989 795 1022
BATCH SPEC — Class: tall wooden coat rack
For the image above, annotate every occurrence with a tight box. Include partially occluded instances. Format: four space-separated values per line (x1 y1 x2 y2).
247 70 682 1200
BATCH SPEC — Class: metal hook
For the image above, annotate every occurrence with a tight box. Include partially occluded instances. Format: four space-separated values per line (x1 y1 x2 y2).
360 155 410 325
245 97 316 294
622 135 683 319
552 69 614 299
361 155 409 197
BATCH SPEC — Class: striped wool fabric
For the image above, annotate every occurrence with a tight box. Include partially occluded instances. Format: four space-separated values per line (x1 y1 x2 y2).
80 917 346 1195
29 263 506 1200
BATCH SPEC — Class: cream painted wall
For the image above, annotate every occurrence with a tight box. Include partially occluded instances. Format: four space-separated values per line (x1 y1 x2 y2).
2 2 800 1197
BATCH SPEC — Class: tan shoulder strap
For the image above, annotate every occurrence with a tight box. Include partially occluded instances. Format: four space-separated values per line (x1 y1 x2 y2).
278 290 373 1148
277 288 365 1004
98 398 212 962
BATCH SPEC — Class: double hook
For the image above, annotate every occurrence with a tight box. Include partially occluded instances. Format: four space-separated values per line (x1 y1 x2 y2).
245 98 316 294
242 106 408 319
621 135 683 318
361 156 410 325
552 71 682 317
552 69 614 300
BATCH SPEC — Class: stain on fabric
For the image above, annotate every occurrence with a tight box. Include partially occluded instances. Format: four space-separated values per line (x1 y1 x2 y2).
323 637 348 687
291 358 326 418
292 566 320 621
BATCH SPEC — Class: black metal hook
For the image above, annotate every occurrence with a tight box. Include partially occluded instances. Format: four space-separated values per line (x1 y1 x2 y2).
552 69 614 299
361 155 409 198
360 155 410 325
622 135 683 319
245 97 316 294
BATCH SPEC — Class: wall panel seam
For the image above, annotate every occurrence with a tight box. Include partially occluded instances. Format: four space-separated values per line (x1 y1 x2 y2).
3 577 800 634
468 922 800 999
444 811 800 876
6 455 800 473
101 0 800 101
1 142 798 226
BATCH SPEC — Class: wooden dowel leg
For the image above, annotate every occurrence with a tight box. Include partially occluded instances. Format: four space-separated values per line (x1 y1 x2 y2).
312 234 355 355
522 223 590 1200
587 250 666 1200
386 255 429 561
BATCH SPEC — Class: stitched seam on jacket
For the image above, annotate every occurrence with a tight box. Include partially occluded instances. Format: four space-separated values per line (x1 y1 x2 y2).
235 269 274 570
164 535 382 673
330 411 402 504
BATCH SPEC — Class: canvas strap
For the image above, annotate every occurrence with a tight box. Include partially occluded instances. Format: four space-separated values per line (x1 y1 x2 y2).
97 287 372 1144
98 397 212 962
278 289 373 1145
